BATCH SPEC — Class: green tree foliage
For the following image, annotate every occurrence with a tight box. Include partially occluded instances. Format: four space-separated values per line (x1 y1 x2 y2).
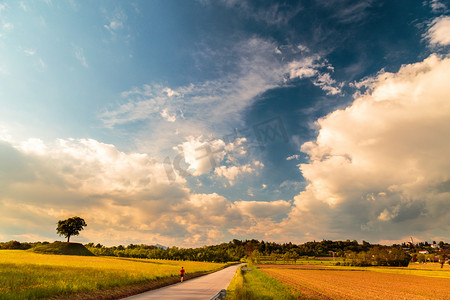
81 239 449 265
56 216 87 242
0 241 48 250
345 247 411 267
438 249 448 268
251 250 261 264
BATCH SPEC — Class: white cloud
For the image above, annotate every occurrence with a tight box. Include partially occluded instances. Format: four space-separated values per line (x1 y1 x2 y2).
73 44 88 68
102 38 328 132
286 154 300 161
160 108 177 122
171 134 256 182
23 49 36 56
283 54 450 241
287 57 320 79
235 200 292 219
103 8 126 35
19 138 48 155
174 136 227 176
313 73 342 95
0 137 290 246
100 37 340 159
377 205 400 222
214 163 256 185
426 16 450 46
429 0 447 13
288 56 342 95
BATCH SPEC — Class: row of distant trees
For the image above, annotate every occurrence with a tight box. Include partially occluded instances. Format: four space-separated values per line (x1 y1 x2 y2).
342 247 411 267
83 239 441 265
84 239 371 262
1 238 448 266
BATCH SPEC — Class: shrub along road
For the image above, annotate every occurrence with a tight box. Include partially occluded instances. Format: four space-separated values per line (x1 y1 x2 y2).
123 263 244 300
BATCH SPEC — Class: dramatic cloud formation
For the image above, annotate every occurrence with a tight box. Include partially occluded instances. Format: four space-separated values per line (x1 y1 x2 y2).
281 54 450 242
0 137 286 246
1 1 448 247
100 37 340 148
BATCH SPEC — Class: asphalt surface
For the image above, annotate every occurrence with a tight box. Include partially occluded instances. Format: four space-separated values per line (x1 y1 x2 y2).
123 263 244 300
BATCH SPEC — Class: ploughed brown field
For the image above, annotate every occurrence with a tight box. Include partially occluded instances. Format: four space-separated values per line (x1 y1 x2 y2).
259 265 450 300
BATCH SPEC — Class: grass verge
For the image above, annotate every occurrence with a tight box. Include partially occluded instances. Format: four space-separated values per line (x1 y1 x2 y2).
226 264 297 300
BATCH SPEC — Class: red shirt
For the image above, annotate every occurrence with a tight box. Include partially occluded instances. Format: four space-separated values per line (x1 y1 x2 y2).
180 269 185 276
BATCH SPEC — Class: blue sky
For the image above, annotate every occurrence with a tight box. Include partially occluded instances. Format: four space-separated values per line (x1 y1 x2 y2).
1 0 449 247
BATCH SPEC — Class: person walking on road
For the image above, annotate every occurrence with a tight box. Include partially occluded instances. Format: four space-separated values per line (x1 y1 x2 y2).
180 267 185 282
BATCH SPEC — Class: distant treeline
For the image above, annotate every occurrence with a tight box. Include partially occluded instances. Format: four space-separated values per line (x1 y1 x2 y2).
1 239 448 266
0 240 44 250
81 239 376 262
341 247 411 267
84 239 417 264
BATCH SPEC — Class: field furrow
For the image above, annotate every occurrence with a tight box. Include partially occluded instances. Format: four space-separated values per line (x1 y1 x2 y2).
260 266 450 300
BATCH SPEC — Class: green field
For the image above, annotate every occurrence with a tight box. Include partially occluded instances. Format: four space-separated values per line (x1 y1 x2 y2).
0 250 227 299
226 264 296 300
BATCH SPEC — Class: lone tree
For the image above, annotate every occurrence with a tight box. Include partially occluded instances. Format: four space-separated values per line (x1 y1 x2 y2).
56 216 87 242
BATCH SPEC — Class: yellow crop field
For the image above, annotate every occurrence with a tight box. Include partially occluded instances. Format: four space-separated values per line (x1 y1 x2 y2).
0 250 226 299
260 265 450 299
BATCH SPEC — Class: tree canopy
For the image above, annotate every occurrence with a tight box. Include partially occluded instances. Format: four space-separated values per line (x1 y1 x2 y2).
56 216 87 243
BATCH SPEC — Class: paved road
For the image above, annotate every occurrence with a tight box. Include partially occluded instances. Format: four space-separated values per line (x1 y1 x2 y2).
123 263 244 300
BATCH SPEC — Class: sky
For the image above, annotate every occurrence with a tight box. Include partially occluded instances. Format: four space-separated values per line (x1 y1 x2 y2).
0 0 449 247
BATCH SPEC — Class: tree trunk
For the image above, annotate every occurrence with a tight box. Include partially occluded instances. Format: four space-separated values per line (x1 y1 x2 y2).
67 235 70 243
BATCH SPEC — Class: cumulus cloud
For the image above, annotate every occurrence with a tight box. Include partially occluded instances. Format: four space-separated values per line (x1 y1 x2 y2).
0 138 287 246
287 56 342 95
235 200 291 219
426 16 450 46
282 54 450 242
286 154 300 160
175 136 226 176
171 134 259 185
214 162 262 186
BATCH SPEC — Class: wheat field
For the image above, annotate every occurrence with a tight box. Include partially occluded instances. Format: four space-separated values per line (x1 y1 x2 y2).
0 250 226 299
260 264 450 299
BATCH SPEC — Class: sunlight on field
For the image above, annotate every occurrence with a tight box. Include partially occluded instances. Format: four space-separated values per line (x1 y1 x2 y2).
0 250 226 299
259 264 450 300
226 265 295 300
260 259 450 278
328 262 450 279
